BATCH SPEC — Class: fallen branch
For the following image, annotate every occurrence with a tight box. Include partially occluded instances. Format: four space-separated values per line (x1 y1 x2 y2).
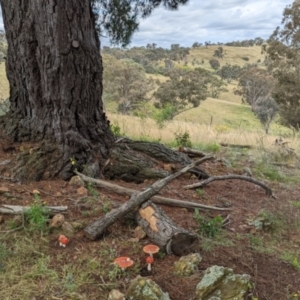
74 159 231 212
0 205 68 215
220 143 252 149
82 155 214 240
178 146 208 158
183 175 275 198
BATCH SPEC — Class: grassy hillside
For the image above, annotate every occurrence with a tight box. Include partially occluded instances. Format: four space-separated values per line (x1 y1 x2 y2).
0 48 292 138
188 45 265 69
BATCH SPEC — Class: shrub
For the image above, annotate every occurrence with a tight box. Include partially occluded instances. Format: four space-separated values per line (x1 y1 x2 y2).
174 131 192 148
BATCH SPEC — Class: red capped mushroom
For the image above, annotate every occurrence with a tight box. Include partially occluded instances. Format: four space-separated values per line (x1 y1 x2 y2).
58 235 69 247
143 244 160 258
113 256 134 270
146 255 154 271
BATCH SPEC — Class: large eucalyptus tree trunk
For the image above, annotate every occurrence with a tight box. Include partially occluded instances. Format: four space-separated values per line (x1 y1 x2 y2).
0 0 115 180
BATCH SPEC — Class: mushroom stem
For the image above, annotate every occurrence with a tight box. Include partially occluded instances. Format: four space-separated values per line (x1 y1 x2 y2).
147 263 152 271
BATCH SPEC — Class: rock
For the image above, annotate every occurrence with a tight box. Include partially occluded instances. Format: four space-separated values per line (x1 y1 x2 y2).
126 275 170 300
69 176 85 187
77 186 88 196
243 167 253 177
195 265 251 300
70 221 84 231
134 226 147 240
0 159 11 166
108 289 125 300
174 253 202 276
0 186 9 194
12 215 23 227
62 221 75 234
221 158 232 168
49 214 65 228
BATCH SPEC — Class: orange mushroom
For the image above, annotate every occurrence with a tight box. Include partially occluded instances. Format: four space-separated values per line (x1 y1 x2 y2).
146 255 154 271
143 244 160 258
58 235 69 248
113 256 134 270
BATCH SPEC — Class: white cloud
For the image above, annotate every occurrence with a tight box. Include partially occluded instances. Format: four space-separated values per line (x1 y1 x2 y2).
129 0 290 48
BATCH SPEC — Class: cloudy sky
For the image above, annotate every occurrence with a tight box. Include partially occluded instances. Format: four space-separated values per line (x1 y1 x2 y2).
119 0 290 48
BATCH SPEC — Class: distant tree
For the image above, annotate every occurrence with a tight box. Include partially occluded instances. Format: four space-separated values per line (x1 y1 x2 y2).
253 96 279 134
208 77 228 98
213 47 224 59
217 64 242 83
234 68 274 111
154 68 208 120
254 37 264 46
209 58 220 70
264 0 300 129
103 55 153 114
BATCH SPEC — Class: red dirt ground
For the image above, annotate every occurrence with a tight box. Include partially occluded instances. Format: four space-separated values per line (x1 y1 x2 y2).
0 134 300 300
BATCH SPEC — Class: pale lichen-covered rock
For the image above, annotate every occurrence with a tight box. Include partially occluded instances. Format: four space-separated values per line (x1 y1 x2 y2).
49 214 65 228
77 186 88 196
107 289 125 300
174 253 202 276
126 275 170 300
69 175 85 187
195 265 251 300
62 221 75 235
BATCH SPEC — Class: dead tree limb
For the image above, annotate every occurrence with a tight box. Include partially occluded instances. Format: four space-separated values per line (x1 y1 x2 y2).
83 155 214 241
74 161 231 212
178 147 208 158
183 175 275 198
0 205 68 215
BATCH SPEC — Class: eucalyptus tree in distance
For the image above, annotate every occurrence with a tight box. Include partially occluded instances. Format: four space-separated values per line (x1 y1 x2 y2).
0 0 189 180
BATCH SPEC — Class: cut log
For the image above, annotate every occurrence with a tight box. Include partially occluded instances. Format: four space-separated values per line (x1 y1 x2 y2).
83 155 213 240
0 205 68 215
136 201 199 256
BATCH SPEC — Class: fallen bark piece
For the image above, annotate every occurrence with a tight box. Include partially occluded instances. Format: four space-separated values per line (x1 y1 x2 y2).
136 201 199 255
0 205 68 215
83 155 213 240
183 174 275 198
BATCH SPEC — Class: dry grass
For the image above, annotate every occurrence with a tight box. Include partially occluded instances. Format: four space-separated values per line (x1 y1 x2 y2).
188 45 265 69
107 112 300 153
0 62 8 100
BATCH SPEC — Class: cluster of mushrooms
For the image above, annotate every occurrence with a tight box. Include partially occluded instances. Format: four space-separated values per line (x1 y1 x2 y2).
57 235 159 273
113 244 160 272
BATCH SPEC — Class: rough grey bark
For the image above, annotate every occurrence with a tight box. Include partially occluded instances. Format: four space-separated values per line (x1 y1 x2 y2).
0 0 114 180
104 138 209 182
